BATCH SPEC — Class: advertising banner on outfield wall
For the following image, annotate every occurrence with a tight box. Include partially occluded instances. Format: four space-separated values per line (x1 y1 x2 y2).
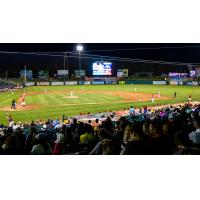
79 81 92 85
126 80 153 84
170 81 178 85
92 81 104 85
153 81 167 85
184 81 198 86
78 81 84 85
192 81 198 86
37 82 50 86
25 82 35 86
84 81 91 85
65 81 78 85
178 81 184 85
112 81 117 84
105 81 118 84
51 82 64 86
119 81 125 85
0 88 8 92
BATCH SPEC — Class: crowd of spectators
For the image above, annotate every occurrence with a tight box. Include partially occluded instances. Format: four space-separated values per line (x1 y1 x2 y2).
0 103 200 155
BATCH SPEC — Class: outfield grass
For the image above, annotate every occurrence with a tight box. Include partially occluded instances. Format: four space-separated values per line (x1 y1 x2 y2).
0 84 199 124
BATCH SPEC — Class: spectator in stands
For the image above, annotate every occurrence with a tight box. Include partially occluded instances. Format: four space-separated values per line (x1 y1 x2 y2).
123 124 133 144
70 118 79 143
129 106 135 115
143 106 148 114
189 116 200 146
14 127 26 154
25 127 37 154
2 134 19 155
113 117 129 150
147 118 173 155
101 139 118 155
121 123 146 155
31 133 52 155
174 131 200 155
80 123 96 144
64 126 73 145
90 128 113 155
93 119 100 127
77 121 85 138
102 117 114 134
142 120 151 139
53 133 65 155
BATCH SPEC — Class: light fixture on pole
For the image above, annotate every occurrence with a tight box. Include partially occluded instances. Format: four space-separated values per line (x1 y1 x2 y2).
76 45 83 79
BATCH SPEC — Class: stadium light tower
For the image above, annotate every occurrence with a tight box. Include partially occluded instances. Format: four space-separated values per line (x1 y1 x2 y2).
76 45 83 79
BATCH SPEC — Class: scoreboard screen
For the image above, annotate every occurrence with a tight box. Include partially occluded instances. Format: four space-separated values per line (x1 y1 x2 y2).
92 62 112 76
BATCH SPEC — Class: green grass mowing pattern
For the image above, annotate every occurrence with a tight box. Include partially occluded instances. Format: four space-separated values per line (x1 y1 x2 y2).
0 85 200 124
0 90 23 107
25 92 123 106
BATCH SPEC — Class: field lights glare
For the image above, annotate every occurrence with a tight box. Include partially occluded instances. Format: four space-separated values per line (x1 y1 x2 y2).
76 45 83 51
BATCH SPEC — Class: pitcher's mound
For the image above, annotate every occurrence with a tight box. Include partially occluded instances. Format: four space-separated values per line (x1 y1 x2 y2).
62 96 80 99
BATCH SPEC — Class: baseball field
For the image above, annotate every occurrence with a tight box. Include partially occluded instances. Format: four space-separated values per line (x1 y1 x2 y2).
0 84 199 124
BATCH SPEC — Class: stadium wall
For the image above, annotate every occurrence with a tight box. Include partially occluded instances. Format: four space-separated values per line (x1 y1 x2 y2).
22 79 200 87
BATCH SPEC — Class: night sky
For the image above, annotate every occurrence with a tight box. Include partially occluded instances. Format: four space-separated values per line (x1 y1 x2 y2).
0 43 200 77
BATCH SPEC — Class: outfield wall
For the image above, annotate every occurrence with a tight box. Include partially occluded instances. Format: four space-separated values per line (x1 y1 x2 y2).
24 79 200 86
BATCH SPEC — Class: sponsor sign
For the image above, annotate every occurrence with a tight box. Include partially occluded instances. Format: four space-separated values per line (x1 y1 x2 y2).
25 82 35 86
112 81 117 84
38 70 49 79
84 81 91 85
78 81 84 85
57 70 69 76
153 81 167 85
37 82 50 86
74 70 85 78
65 81 78 85
20 70 33 80
51 82 64 86
178 81 183 85
119 81 125 85
192 81 198 86
92 81 104 85
184 81 198 86
170 81 178 85
105 81 118 84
